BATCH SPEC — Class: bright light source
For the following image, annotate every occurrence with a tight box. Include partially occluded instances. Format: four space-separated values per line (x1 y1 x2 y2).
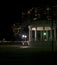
43 32 46 35
22 35 25 38
22 35 27 38
24 35 27 38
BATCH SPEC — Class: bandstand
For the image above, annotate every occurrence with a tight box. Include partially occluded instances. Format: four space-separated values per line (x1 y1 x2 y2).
28 20 56 41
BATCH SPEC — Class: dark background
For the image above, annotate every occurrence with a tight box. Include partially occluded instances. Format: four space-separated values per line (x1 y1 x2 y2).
0 0 57 41
0 0 57 65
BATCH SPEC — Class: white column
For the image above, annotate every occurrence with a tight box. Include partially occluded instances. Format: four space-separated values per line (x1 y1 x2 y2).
28 26 31 42
46 30 48 41
35 28 37 41
41 31 42 41
31 28 32 41
50 30 52 41
54 28 56 41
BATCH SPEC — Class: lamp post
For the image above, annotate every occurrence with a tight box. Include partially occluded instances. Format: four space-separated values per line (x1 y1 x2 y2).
24 35 27 41
22 35 27 41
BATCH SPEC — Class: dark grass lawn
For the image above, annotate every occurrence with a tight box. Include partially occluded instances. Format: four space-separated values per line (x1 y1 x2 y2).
0 41 57 64
0 48 54 65
0 47 56 65
0 41 57 52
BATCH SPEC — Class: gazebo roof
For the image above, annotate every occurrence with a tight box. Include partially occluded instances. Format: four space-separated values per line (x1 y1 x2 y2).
31 20 52 27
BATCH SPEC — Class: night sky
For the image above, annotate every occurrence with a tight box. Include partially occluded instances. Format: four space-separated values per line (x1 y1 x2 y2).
0 0 57 40
0 7 21 40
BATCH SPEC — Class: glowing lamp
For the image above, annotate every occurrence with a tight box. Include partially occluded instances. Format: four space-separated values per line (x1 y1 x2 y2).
43 32 46 35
